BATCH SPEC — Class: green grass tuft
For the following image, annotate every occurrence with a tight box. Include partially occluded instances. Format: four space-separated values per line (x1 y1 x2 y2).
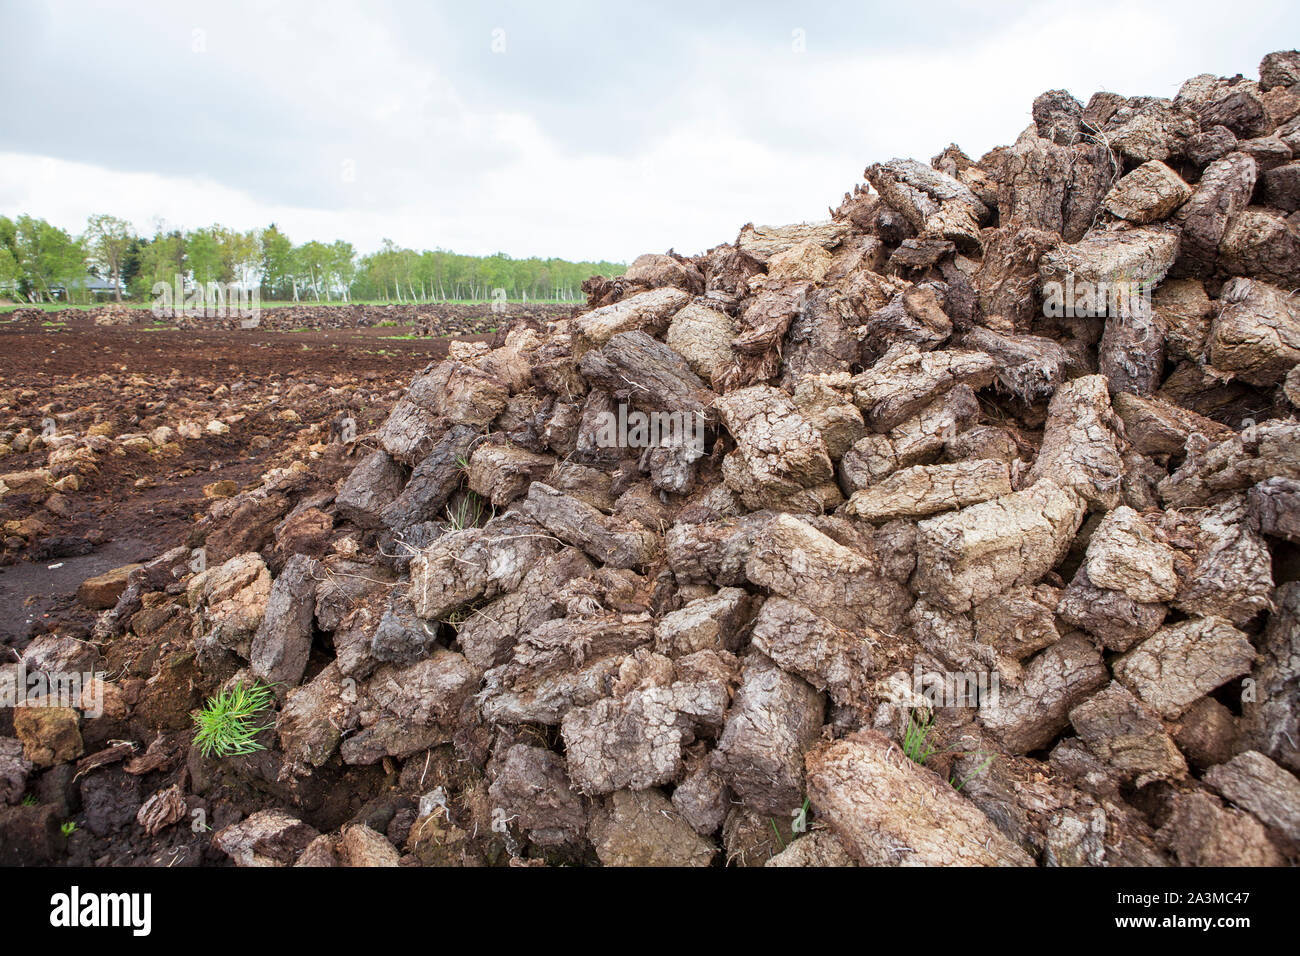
902 711 937 765
192 681 276 758
445 492 488 531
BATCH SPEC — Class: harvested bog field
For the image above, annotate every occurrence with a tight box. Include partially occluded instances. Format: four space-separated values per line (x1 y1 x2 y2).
4 52 1300 870
5 300 559 335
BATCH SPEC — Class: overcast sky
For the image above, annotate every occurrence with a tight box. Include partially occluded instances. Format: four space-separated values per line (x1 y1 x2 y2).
1 1 1296 262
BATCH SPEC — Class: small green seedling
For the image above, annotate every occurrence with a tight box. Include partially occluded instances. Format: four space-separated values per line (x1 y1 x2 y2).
60 821 77 837
900 711 996 789
769 796 812 851
192 681 275 758
902 711 937 765
770 818 787 850
22 794 37 806
445 492 487 531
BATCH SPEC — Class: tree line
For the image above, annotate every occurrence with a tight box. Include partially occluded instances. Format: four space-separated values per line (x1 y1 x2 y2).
0 214 625 304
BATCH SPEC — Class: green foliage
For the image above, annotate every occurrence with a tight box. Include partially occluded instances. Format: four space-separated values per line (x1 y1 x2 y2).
60 821 77 837
0 210 625 307
902 711 937 765
184 226 224 285
259 223 295 298
0 242 23 295
770 817 786 850
352 244 622 303
192 681 276 758
0 212 624 306
21 794 37 806
129 228 184 299
84 213 133 300
2 215 87 302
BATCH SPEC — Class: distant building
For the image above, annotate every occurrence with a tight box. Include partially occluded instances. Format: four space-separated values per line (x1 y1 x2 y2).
51 277 122 299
